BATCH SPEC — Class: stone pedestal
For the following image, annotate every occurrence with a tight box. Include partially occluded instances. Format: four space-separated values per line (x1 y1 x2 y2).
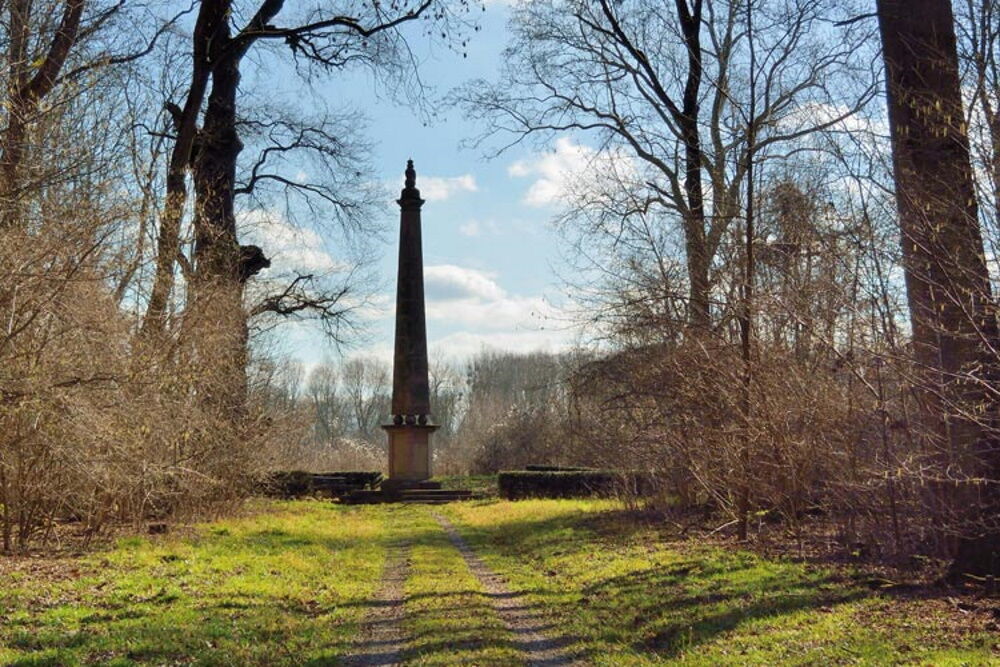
383 423 439 482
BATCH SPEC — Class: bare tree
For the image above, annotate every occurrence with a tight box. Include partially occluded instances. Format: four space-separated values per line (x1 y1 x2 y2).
0 1 209 553
957 0 1000 229
877 0 998 575
306 362 342 444
0 1 185 232
460 0 877 329
138 0 473 422
341 356 391 441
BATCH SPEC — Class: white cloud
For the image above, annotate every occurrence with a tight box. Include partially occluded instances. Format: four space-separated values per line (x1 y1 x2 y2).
459 220 482 237
417 174 478 202
303 264 575 364
239 209 339 275
424 264 506 301
458 218 499 237
508 137 637 207
429 329 572 360
427 294 554 331
508 137 593 207
422 264 561 336
356 328 573 368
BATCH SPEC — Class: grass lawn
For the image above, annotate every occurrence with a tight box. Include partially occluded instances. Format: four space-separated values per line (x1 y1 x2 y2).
442 498 1000 666
393 507 518 664
0 501 391 666
1 495 996 665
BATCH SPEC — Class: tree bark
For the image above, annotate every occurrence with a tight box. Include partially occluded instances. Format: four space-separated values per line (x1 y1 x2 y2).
676 0 710 330
186 1 282 417
139 0 230 341
189 41 249 416
877 0 1000 576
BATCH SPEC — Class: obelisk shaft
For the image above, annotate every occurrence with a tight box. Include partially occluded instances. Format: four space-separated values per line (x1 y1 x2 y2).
384 160 435 484
391 160 430 421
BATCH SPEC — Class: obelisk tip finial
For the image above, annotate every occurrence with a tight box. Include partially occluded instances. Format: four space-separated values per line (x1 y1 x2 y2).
405 159 416 189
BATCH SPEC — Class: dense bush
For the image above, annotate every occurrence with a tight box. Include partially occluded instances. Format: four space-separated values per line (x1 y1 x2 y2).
524 464 594 472
0 225 272 552
498 470 649 500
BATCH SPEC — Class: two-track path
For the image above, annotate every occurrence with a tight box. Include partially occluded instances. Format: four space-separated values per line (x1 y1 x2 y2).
432 512 583 666
338 507 582 666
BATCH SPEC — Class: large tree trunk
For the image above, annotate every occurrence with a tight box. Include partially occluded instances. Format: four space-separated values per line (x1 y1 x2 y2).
187 22 249 418
139 0 228 342
187 7 275 419
877 0 1000 576
676 0 710 330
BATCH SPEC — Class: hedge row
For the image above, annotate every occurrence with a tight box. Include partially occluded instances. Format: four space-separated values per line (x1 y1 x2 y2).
497 470 650 500
524 464 594 472
261 471 383 498
314 471 384 488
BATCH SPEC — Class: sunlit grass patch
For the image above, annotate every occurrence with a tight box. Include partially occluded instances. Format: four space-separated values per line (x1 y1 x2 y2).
442 498 999 665
0 501 391 666
3 496 996 666
397 507 517 665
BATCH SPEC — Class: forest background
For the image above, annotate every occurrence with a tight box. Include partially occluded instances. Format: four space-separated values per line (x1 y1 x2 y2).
2 0 1000 580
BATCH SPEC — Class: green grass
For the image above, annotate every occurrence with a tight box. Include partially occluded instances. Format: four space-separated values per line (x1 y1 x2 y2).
441 498 999 666
2 495 996 665
393 507 517 664
0 501 392 666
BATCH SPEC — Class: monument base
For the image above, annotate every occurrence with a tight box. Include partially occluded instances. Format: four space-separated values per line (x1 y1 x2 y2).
382 423 438 483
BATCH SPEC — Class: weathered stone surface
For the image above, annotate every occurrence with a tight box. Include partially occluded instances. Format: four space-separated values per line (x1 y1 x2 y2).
383 160 436 482
390 160 431 421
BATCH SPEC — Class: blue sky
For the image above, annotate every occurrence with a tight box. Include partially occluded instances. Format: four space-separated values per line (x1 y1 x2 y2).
249 1 588 369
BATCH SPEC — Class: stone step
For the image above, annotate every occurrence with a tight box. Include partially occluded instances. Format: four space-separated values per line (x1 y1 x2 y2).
338 487 475 505
398 490 472 498
401 498 455 504
397 497 472 503
396 481 442 490
379 480 442 492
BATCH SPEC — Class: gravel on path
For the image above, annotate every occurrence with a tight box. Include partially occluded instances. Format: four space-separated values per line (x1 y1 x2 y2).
340 539 412 667
431 511 586 666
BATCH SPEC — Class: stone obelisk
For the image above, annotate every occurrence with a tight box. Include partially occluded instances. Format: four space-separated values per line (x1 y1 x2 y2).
383 160 437 484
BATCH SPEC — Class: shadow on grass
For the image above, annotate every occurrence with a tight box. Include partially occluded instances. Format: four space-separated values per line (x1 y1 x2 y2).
330 594 587 666
449 505 874 661
593 565 867 658
329 508 591 666
2 510 434 666
1 502 880 665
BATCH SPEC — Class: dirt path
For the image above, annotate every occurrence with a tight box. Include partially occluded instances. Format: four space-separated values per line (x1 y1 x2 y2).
432 512 584 666
340 540 412 667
